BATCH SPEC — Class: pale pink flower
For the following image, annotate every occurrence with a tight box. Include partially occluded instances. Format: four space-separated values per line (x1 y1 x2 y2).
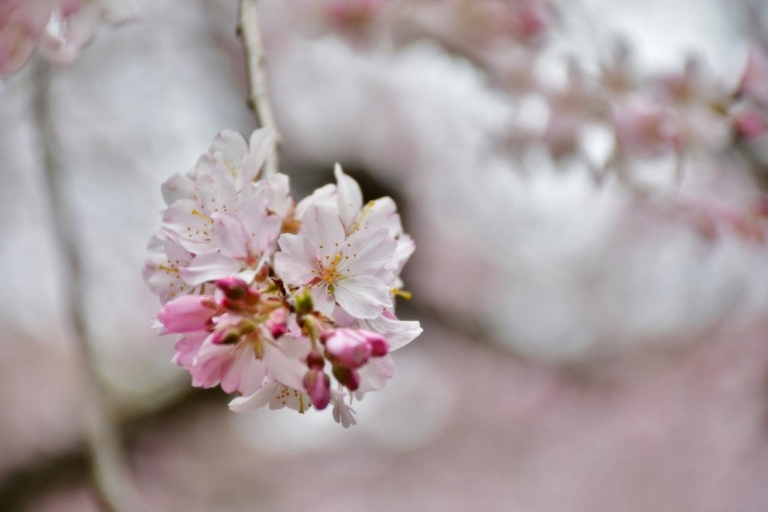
295 164 415 283
275 204 396 318
142 236 197 304
229 381 312 413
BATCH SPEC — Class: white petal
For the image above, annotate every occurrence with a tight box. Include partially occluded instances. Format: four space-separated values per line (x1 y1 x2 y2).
181 253 242 285
263 342 308 390
275 234 318 286
366 314 422 351
295 183 337 218
211 213 249 260
355 354 394 398
334 276 392 319
277 334 312 360
310 284 336 316
358 197 403 236
240 128 276 186
334 164 363 232
229 382 280 413
266 173 294 218
161 173 196 207
338 227 397 277
160 199 214 254
299 205 346 261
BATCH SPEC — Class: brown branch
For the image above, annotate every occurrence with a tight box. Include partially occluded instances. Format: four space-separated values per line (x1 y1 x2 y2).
238 0 281 177
33 62 136 512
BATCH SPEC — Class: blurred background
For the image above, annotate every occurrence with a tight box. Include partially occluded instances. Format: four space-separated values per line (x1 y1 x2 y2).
2 0 768 510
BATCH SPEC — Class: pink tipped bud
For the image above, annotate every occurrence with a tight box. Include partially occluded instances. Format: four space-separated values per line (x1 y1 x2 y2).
267 308 288 339
303 369 331 410
216 277 259 305
307 351 325 370
157 295 217 334
332 365 360 392
325 329 372 369
367 335 389 357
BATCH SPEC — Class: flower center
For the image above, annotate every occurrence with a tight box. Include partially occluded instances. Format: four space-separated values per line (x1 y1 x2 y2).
319 253 343 284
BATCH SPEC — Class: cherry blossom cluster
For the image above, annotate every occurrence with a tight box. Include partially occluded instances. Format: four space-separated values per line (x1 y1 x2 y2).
0 0 121 76
143 128 421 427
295 0 554 49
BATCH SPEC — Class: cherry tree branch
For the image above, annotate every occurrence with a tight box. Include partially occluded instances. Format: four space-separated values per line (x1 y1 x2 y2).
238 0 281 177
33 62 136 512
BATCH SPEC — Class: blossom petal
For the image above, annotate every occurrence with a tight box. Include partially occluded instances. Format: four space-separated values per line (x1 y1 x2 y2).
365 313 423 351
181 252 242 285
239 128 276 187
299 205 346 261
310 284 336 316
263 342 308 390
334 164 363 231
355 354 394 399
275 234 318 285
338 227 397 276
295 183 336 219
229 382 281 412
161 173 195 207
211 212 250 259
334 276 392 319
357 197 403 236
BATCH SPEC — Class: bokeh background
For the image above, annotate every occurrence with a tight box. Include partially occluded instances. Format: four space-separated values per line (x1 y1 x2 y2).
2 0 768 510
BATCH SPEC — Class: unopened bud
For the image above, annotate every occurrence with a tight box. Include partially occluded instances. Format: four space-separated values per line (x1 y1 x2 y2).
307 351 325 370
332 365 360 392
368 335 389 357
216 277 259 305
303 369 331 410
267 308 288 339
325 330 371 369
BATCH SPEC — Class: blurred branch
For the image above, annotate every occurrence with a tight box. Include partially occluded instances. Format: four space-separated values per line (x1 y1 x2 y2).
239 0 281 177
33 62 135 512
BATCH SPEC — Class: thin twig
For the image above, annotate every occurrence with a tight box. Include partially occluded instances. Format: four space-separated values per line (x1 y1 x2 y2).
239 0 281 177
33 62 134 512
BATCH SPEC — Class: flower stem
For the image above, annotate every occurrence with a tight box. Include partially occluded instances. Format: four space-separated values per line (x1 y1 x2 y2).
238 0 281 177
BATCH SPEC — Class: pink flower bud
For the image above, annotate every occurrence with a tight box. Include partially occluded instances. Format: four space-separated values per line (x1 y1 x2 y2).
157 295 216 334
325 329 372 369
267 308 288 339
307 351 325 370
303 369 331 410
367 335 389 357
216 277 258 304
332 365 360 392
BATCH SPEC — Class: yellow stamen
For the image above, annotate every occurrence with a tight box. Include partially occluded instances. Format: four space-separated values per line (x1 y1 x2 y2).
349 200 376 233
191 209 213 224
391 288 413 300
